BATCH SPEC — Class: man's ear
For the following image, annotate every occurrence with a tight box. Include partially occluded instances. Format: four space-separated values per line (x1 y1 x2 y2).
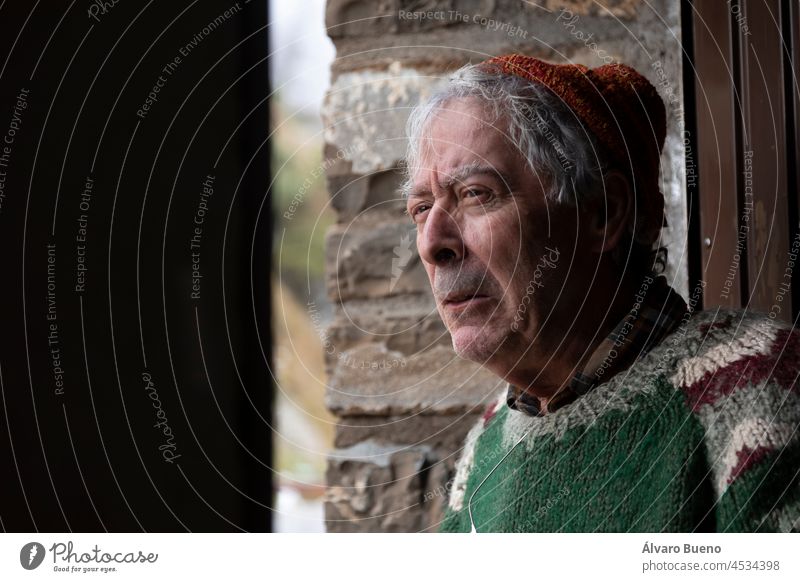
583 169 633 254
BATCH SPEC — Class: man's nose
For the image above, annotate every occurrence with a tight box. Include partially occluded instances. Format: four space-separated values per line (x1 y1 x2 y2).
417 204 464 266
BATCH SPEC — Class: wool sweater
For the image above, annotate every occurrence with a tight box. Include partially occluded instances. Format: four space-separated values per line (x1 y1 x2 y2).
439 308 800 533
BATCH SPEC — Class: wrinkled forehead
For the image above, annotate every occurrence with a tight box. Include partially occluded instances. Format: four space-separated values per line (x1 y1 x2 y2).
411 98 516 179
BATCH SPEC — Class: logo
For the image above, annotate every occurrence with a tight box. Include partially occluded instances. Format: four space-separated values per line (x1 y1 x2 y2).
20 542 45 570
389 227 416 292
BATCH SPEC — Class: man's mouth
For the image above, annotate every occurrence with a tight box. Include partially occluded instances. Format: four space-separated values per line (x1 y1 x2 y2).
443 292 491 308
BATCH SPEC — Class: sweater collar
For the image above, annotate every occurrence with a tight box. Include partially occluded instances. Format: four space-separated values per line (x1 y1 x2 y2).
506 274 689 418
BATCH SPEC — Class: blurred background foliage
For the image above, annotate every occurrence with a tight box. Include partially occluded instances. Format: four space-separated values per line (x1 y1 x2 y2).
270 0 336 532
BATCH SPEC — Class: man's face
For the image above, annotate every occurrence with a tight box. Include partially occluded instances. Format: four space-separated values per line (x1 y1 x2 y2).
407 98 585 369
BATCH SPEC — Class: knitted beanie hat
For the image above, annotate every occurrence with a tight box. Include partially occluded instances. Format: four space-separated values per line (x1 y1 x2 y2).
479 54 668 246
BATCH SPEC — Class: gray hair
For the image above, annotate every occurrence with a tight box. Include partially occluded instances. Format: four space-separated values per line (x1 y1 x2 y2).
401 61 609 205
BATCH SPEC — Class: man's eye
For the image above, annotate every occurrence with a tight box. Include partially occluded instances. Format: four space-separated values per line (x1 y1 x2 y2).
410 204 430 219
464 188 489 198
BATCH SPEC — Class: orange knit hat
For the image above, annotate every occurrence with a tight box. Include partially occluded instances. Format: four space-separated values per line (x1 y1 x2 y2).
479 54 668 245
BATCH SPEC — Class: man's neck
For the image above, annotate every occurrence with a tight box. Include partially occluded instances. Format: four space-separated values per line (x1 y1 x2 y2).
503 265 642 403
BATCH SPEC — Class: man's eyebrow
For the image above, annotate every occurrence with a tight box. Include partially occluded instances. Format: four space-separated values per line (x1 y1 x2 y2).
405 163 512 200
439 163 509 190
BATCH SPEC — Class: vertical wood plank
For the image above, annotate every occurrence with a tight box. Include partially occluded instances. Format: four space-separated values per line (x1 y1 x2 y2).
740 0 792 320
692 0 743 308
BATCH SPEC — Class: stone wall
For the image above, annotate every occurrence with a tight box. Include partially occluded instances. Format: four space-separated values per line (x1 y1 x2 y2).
321 0 686 532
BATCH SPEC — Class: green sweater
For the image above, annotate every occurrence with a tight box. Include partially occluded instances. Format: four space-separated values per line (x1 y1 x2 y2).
439 308 800 533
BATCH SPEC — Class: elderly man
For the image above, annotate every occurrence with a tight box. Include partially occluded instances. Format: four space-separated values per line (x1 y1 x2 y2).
403 54 800 533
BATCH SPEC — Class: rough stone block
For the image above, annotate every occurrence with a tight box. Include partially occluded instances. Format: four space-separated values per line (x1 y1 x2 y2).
327 0 498 39
333 412 481 450
321 293 450 377
325 343 502 416
325 220 430 301
326 168 408 225
325 0 397 39
322 62 449 174
542 0 641 18
324 438 456 532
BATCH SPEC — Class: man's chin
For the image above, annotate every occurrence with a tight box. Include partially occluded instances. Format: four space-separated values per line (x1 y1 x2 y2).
450 326 504 364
